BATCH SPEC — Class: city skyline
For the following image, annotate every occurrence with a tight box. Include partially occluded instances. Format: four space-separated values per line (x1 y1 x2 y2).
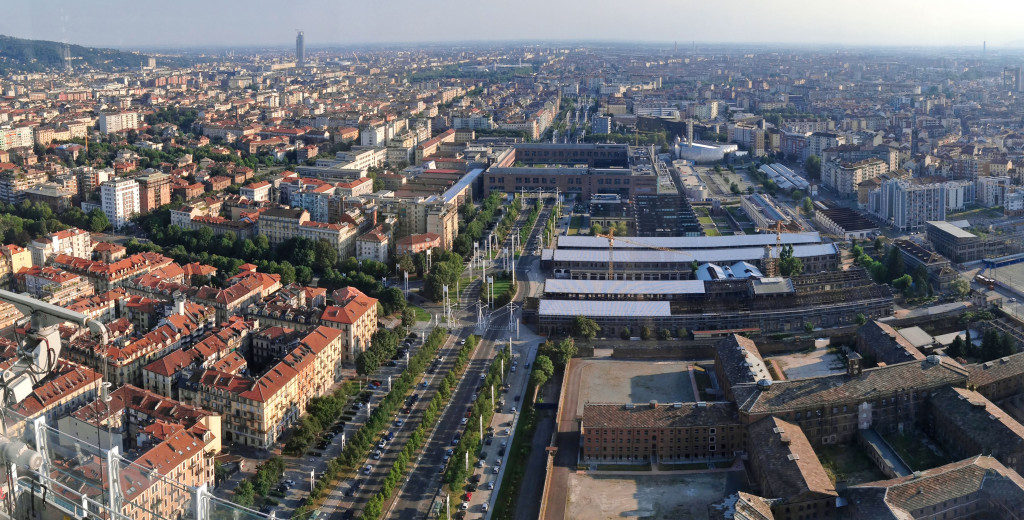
3 0 1024 50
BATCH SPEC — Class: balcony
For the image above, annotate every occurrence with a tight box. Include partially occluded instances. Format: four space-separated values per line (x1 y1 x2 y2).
0 406 271 520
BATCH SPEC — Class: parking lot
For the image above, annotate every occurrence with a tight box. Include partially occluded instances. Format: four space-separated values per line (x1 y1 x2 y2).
576 360 695 415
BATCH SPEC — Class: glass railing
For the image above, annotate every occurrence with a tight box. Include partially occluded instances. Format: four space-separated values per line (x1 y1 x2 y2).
1 406 270 520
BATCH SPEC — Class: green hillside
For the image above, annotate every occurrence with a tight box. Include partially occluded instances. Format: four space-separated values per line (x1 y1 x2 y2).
0 34 149 72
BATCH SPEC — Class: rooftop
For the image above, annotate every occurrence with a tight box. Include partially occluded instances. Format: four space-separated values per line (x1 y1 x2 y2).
537 300 672 318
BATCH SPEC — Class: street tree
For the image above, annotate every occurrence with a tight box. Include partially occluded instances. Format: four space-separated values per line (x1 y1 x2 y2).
570 315 600 341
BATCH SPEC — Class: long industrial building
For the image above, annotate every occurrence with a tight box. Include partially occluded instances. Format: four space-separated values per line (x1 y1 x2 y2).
534 268 894 336
542 243 840 280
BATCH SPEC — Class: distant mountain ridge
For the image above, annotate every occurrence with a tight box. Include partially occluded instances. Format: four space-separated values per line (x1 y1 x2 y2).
0 34 149 72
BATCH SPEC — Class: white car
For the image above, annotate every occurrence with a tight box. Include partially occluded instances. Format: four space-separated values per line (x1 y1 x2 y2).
460 502 469 510
460 417 468 425
482 503 489 512
363 464 372 475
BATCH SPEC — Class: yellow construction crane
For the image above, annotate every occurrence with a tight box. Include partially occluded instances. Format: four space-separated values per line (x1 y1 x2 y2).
595 231 695 280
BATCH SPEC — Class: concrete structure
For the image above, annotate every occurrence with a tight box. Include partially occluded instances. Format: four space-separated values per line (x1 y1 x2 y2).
137 172 171 215
101 178 141 229
925 220 1024 264
868 177 947 232
822 158 888 198
98 112 139 134
29 228 91 266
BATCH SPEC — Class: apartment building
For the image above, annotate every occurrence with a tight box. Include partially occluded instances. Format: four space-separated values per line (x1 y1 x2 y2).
101 178 141 229
6 361 102 437
821 158 888 198
868 177 947 232
180 326 343 448
0 169 48 205
65 302 215 387
0 244 31 289
356 228 389 263
17 266 94 306
256 207 309 246
52 251 173 291
29 228 91 266
320 287 378 363
98 112 139 134
0 125 34 150
415 129 456 164
137 172 171 215
806 132 846 159
240 180 271 202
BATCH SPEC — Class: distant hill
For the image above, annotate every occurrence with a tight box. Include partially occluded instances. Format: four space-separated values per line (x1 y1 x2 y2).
0 34 150 72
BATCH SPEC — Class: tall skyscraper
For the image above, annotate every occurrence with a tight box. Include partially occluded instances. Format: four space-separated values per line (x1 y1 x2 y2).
296 31 305 67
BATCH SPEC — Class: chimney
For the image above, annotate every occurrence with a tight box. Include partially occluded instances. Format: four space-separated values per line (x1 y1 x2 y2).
649 400 658 409
847 351 863 376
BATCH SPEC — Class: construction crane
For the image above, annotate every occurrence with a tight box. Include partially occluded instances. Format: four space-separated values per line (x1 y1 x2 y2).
755 224 850 277
352 52 361 65
755 221 786 277
595 231 695 280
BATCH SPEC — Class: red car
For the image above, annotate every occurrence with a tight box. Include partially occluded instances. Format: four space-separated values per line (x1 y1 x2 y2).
464 491 473 501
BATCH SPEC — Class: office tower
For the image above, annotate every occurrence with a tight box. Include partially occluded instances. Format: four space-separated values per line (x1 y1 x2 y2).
296 31 305 67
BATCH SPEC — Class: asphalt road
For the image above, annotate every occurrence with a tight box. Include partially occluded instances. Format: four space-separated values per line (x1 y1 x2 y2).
318 333 462 519
385 200 553 520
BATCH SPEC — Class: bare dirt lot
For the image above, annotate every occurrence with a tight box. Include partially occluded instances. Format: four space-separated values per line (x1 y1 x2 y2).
576 360 695 415
566 472 745 520
770 347 846 380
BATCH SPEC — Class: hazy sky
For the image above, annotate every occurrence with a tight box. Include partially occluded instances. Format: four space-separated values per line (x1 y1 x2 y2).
2 0 1022 50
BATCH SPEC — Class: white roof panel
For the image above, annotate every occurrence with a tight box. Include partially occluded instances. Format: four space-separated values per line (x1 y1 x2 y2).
538 300 672 317
543 278 706 295
550 244 838 264
556 233 821 250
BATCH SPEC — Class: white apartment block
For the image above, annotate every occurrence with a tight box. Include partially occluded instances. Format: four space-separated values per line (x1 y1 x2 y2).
29 228 92 267
101 178 140 229
0 125 34 150
98 112 139 134
977 176 1012 207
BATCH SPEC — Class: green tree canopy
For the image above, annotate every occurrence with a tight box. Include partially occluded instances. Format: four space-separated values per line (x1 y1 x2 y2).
570 315 600 341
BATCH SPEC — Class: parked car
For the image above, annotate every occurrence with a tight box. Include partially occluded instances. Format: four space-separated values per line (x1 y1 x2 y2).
363 464 372 475
486 481 495 490
492 466 500 474
482 503 489 512
394 419 405 427
373 450 382 460
461 417 468 425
